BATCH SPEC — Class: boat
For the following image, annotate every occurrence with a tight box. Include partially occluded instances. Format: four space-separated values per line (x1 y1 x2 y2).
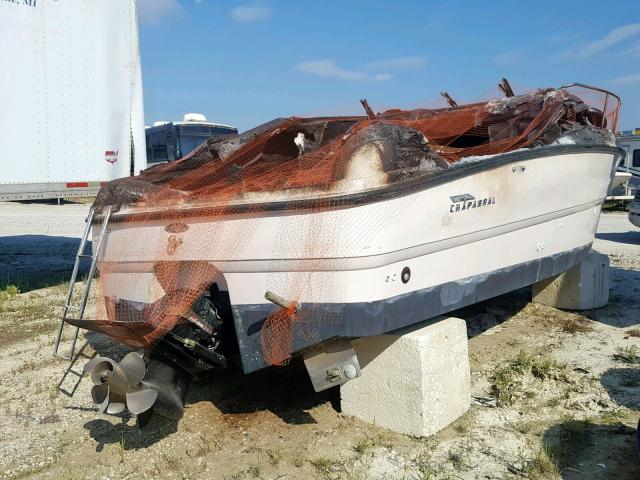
68 83 623 417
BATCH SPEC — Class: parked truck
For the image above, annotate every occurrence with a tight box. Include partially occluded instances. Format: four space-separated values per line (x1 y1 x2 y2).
0 0 146 201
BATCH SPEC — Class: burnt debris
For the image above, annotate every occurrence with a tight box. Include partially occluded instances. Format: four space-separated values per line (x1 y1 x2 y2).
93 85 618 211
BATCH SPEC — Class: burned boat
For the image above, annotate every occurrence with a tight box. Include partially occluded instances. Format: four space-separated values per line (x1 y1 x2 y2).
65 83 623 418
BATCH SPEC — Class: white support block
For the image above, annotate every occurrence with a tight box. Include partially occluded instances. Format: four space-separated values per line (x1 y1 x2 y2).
532 251 609 310
340 316 470 437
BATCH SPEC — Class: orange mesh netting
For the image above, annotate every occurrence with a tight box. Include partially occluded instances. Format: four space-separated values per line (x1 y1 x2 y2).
78 85 619 364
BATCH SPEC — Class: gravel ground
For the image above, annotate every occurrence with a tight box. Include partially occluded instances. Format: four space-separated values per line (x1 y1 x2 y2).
594 212 640 267
0 203 638 479
0 201 90 238
0 201 91 289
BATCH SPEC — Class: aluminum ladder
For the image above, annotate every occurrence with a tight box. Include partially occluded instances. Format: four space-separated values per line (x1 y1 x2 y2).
53 206 111 361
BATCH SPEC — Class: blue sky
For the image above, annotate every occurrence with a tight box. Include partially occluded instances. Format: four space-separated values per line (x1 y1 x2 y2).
138 0 640 132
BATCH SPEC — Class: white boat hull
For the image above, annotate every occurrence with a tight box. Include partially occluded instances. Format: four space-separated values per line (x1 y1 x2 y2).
96 145 621 372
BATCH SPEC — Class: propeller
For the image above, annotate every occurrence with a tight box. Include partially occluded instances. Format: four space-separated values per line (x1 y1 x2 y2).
84 352 158 415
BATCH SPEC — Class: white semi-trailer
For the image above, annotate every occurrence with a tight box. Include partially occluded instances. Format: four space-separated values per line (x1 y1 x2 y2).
0 0 146 201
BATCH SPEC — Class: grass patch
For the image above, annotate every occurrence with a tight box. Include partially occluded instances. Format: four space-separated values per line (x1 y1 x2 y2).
559 316 593 334
14 359 38 374
353 436 375 455
491 351 566 406
546 397 562 408
191 432 220 457
352 433 390 455
627 329 640 338
614 345 640 364
0 284 20 302
513 419 547 436
452 410 475 434
246 464 262 478
415 453 438 479
447 440 474 472
265 448 281 466
521 447 561 479
310 457 343 478
447 449 464 470
18 299 58 320
532 358 564 380
598 408 627 425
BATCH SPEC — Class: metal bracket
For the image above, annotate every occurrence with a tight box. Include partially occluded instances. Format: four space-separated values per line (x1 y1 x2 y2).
303 338 361 392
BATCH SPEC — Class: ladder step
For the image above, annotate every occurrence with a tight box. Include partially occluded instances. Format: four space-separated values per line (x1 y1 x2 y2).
53 206 111 362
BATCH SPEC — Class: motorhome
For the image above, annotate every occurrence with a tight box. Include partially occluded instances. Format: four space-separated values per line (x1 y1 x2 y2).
630 189 640 227
614 130 640 197
615 130 640 227
145 114 238 166
618 130 640 177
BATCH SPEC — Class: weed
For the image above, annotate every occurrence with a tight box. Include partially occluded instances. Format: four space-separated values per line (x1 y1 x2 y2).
151 463 162 477
194 432 219 456
352 433 390 456
559 317 593 334
48 384 60 402
246 464 262 478
415 452 437 479
352 435 375 455
599 408 626 424
162 452 181 471
614 345 640 364
229 471 246 480
118 433 126 464
447 448 464 470
13 359 38 374
353 436 372 455
513 419 546 435
310 457 343 477
452 411 474 434
531 357 565 380
491 351 566 405
40 414 61 425
0 284 20 302
292 453 305 468
521 447 561 479
491 353 530 405
546 397 562 408
446 440 475 472
266 448 281 466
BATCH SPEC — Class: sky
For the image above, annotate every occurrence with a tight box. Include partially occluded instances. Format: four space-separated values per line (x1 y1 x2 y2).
137 0 640 132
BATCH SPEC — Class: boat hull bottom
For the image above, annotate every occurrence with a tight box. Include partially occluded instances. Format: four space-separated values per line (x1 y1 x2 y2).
233 244 592 373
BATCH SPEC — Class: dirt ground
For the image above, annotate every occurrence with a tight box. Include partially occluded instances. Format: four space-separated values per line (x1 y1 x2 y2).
0 203 639 479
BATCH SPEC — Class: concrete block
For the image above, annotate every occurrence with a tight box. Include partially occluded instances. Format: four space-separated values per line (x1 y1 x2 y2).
532 251 609 310
340 316 470 437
